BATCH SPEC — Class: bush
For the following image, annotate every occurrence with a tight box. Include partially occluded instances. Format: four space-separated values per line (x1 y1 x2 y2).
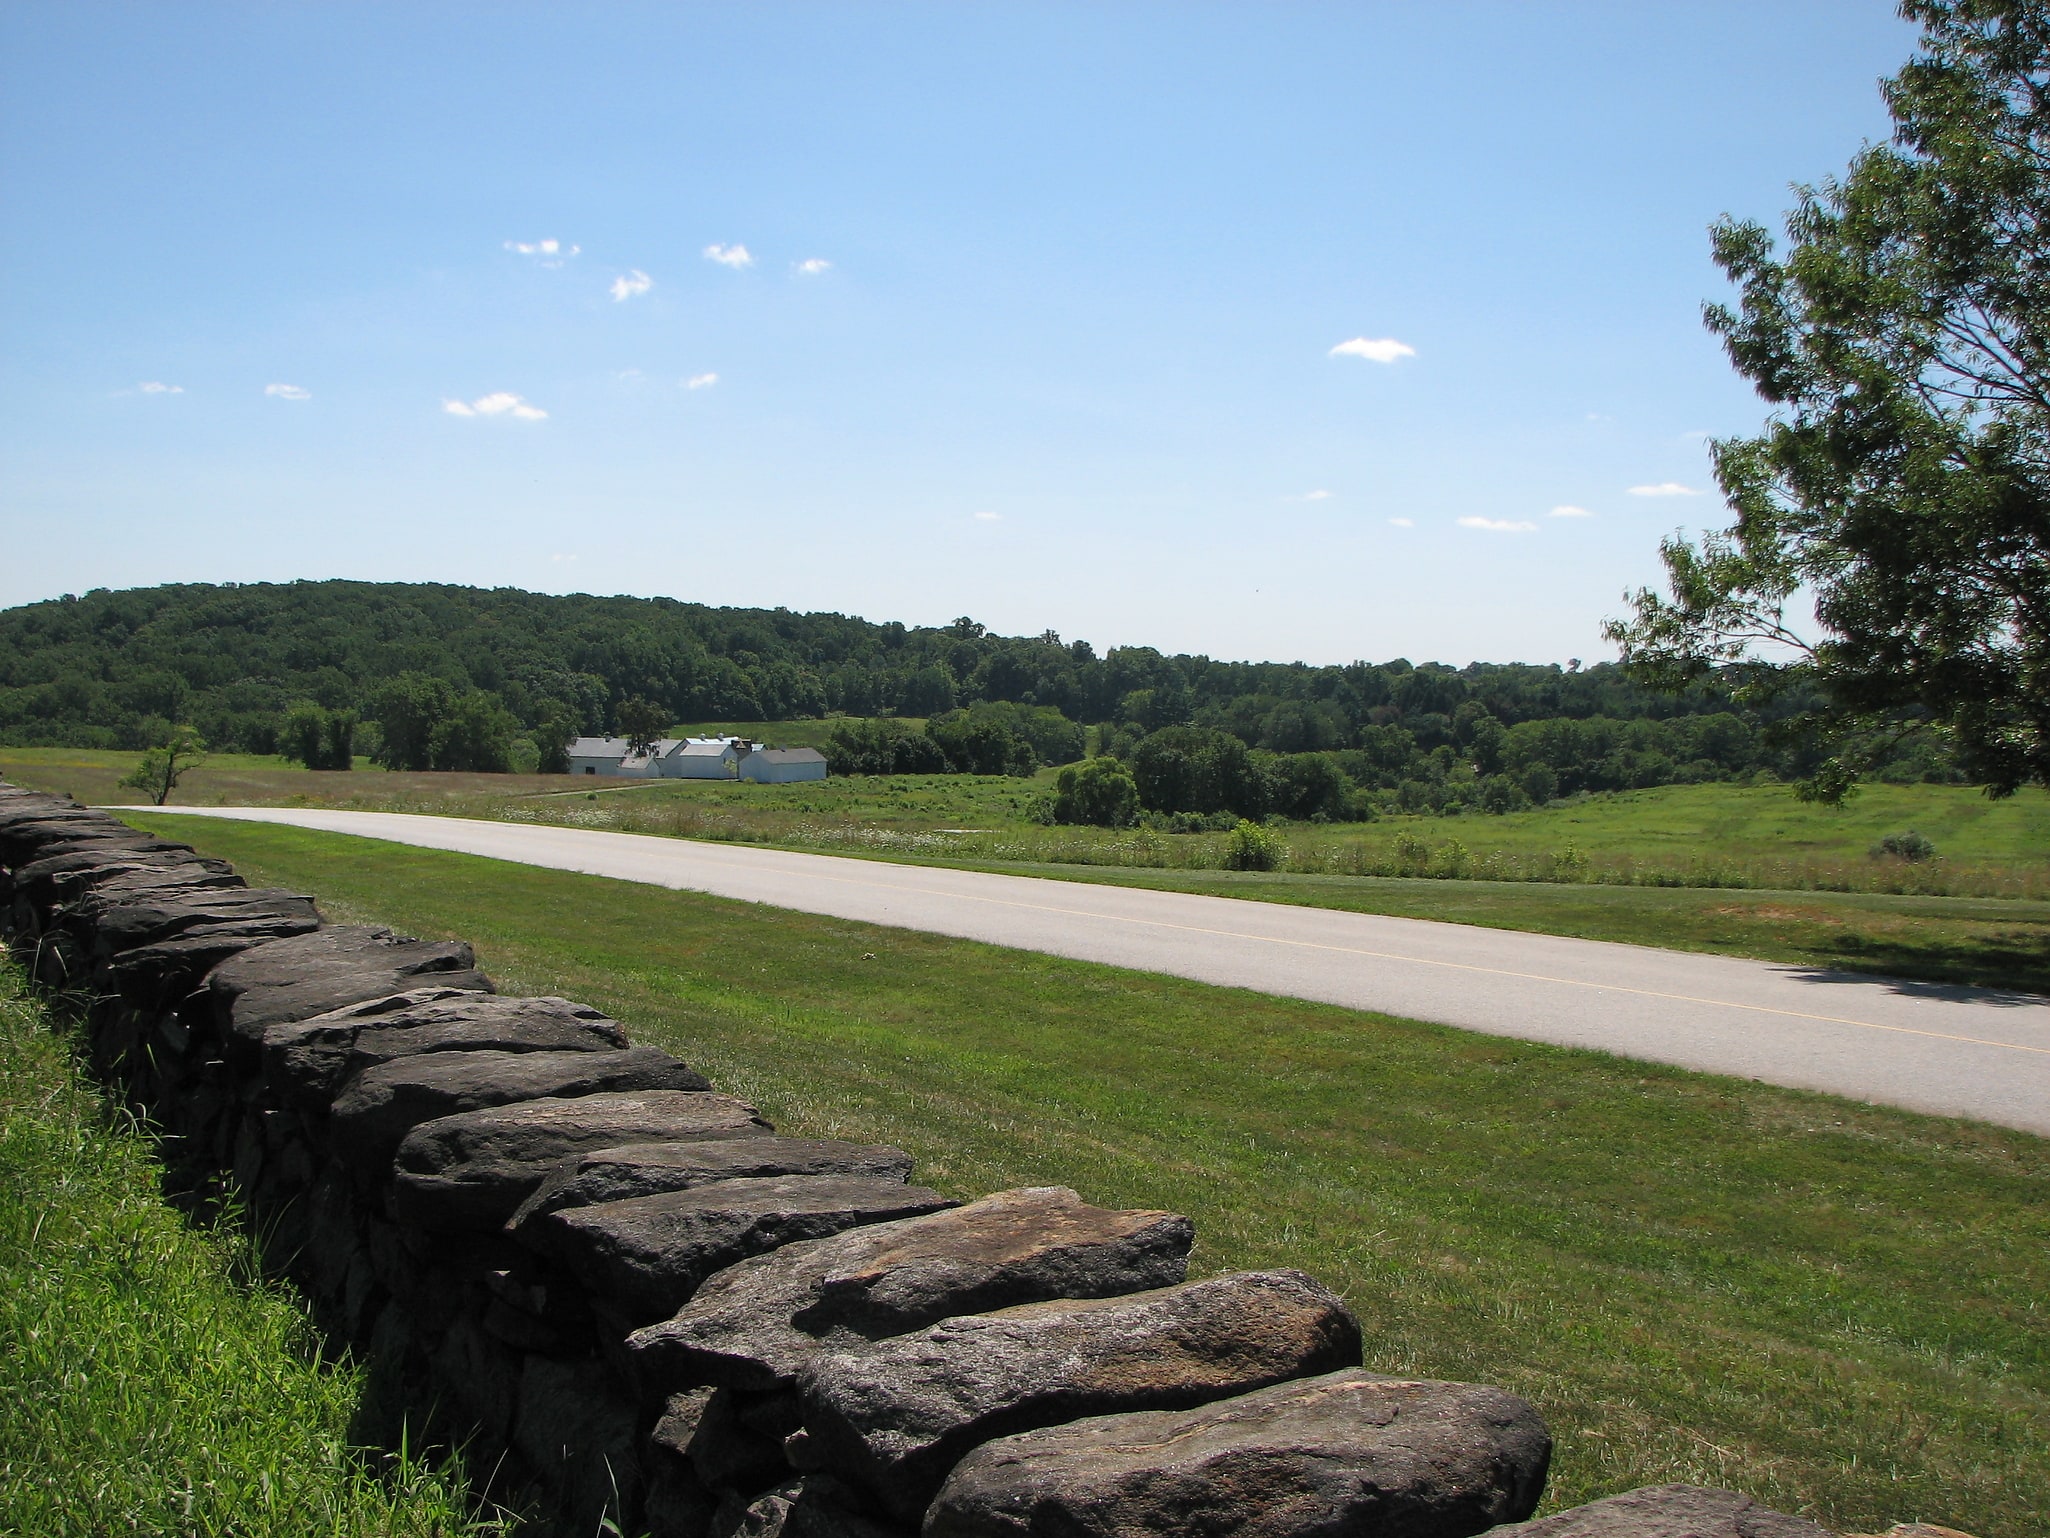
1875 830 1937 862
1050 758 1141 827
1223 818 1282 871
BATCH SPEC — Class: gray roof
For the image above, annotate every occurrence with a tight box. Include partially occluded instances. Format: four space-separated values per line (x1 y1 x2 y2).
744 747 826 764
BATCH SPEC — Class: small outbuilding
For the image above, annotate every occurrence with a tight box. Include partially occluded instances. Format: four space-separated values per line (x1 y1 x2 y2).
736 746 828 783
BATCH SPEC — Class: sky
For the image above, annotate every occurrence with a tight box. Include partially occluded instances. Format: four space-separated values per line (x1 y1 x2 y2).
0 1 1920 667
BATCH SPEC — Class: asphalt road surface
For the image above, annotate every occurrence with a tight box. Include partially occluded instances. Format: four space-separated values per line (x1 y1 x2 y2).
128 806 2050 1137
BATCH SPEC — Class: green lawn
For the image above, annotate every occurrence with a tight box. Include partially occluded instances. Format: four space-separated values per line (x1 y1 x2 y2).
117 813 2050 1537
0 964 504 1538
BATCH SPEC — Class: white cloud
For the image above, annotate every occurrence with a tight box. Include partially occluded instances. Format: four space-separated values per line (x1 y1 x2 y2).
973 511 1002 522
505 238 580 268
1627 481 1700 496
1329 336 1416 364
794 257 832 275
138 381 183 394
1301 489 1333 501
1549 504 1594 518
264 382 310 401
1387 517 1415 528
444 391 547 420
550 553 578 564
1459 516 1537 532
610 269 654 301
683 372 719 390
703 243 753 269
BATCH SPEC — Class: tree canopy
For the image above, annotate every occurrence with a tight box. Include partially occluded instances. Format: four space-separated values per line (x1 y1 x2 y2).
1608 0 2050 799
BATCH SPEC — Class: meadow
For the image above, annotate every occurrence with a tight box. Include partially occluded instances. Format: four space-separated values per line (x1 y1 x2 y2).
102 814 2050 1537
8 746 2046 993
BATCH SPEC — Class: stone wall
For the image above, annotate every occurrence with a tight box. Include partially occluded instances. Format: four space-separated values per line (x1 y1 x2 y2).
0 780 1860 1538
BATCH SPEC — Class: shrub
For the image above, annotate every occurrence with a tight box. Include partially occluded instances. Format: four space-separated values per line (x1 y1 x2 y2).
1875 830 1937 862
1223 818 1282 871
1050 758 1141 827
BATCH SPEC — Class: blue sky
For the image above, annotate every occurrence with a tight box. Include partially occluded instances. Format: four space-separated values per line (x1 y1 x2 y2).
0 2 1917 665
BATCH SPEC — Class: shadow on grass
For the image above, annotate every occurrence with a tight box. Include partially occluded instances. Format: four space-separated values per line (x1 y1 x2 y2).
1799 932 2050 1000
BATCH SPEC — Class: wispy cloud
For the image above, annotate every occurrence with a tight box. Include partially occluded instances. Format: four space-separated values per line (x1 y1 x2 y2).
1627 481 1700 496
1459 516 1537 533
504 238 580 268
549 553 578 564
1299 489 1334 502
683 372 720 390
138 381 184 394
1387 517 1415 528
264 382 310 401
1549 504 1594 518
703 243 753 269
610 269 654 301
794 257 832 275
973 511 1002 522
444 391 547 421
1330 336 1416 364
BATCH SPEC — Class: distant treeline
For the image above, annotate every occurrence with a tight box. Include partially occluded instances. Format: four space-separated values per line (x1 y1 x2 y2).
0 580 1962 813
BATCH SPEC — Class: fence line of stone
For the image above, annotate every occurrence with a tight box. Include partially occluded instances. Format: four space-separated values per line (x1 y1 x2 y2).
0 779 1852 1538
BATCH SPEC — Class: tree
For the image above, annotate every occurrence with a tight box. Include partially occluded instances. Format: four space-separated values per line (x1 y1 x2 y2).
1608 0 2050 800
617 696 670 755
1049 758 1141 826
118 724 205 805
368 672 454 771
278 701 354 769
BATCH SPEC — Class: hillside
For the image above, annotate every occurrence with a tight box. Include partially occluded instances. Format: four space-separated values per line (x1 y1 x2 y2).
0 579 1942 809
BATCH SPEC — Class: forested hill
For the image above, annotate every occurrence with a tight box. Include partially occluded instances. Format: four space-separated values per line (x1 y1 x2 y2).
0 579 1946 809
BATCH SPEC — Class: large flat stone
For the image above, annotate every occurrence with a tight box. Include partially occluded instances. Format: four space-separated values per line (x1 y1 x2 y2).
264 991 628 1109
390 1090 777 1231
1483 1483 1835 1537
926 1369 1551 1538
84 887 322 958
208 925 490 1057
513 1137 916 1228
628 1187 1194 1394
524 1175 956 1329
331 1045 709 1175
796 1269 1362 1522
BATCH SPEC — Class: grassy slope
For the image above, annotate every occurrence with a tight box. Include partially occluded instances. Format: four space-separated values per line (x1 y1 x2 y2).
123 814 2050 1537
0 966 501 1538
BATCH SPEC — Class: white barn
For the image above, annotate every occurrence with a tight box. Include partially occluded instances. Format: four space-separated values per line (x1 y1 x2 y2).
736 746 828 783
562 735 824 783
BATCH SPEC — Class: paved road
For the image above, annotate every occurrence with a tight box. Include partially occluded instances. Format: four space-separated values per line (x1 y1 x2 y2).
129 806 2050 1136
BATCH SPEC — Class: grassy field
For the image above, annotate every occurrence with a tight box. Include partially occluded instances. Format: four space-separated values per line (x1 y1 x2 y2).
0 963 504 1538
108 813 2050 1537
12 745 2045 994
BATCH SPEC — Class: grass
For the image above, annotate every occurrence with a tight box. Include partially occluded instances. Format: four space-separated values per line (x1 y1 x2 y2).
117 813 2050 1538
0 963 504 1538
11 747 2048 992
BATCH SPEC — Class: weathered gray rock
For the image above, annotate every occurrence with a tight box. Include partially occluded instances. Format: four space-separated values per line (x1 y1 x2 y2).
797 1270 1362 1522
513 1352 646 1531
391 1090 778 1231
264 991 627 1109
513 1137 916 1229
628 1187 1194 1393
82 887 323 958
926 1369 1551 1538
209 925 490 1057
331 1045 709 1174
721 1477 910 1538
1483 1484 1835 1538
525 1175 957 1328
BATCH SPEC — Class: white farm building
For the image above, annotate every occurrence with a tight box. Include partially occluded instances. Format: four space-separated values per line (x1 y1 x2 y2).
563 735 826 783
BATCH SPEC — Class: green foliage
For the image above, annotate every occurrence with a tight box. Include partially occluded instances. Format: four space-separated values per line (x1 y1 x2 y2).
824 718 951 775
0 966 500 1537
1049 758 1141 827
115 723 203 805
277 702 354 770
1129 726 1269 819
924 712 1039 776
1876 829 1938 862
366 672 514 773
616 695 670 754
1610 0 2050 799
1222 817 1282 870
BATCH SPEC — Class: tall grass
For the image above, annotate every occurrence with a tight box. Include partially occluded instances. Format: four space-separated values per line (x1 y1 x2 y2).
0 964 505 1538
